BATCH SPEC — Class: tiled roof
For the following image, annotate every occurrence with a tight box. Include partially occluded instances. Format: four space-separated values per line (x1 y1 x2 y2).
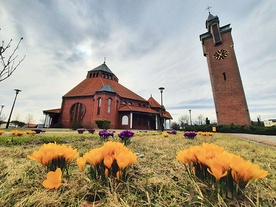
119 105 157 114
119 105 172 119
163 111 173 119
63 77 147 102
148 96 161 108
89 62 114 74
98 84 115 93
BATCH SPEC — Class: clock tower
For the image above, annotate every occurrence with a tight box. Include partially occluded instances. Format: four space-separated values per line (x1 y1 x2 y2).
199 12 251 125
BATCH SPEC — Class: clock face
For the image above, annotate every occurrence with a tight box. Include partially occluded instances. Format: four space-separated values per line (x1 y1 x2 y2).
213 49 228 60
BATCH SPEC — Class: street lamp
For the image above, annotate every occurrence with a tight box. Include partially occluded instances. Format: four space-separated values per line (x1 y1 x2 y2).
0 105 4 117
159 87 165 132
6 89 21 129
189 109 192 125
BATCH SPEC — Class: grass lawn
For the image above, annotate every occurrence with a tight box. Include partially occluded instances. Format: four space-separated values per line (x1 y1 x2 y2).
0 131 275 206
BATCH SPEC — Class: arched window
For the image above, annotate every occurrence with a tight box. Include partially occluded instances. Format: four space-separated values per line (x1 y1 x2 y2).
70 102 86 123
107 98 112 113
122 101 126 105
128 102 132 106
122 115 128 125
97 98 102 115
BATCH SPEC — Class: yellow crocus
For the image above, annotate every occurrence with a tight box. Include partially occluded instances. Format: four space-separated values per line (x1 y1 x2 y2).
42 168 62 189
77 157 86 171
207 161 228 180
103 155 114 169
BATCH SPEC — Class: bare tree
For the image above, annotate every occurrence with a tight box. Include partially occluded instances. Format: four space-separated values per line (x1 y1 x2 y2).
0 28 26 82
198 114 205 125
26 114 35 127
179 115 189 129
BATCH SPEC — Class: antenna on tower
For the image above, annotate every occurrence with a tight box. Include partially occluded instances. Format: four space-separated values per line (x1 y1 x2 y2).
104 57 106 63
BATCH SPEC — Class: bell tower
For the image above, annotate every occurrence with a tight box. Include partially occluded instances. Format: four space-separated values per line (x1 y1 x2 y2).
199 12 251 125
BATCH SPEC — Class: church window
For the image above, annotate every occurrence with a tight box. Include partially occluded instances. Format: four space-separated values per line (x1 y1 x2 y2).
122 101 126 105
128 102 132 106
97 98 102 115
122 115 128 125
102 73 105 78
107 98 112 113
70 102 86 123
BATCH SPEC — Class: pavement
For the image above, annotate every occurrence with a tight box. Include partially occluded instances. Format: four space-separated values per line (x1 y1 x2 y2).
229 133 276 147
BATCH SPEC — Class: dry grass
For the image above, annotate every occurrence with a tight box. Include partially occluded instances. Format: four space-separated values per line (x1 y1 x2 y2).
0 132 275 206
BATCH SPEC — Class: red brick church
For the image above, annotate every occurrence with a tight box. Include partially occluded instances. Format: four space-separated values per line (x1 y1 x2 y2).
43 62 172 130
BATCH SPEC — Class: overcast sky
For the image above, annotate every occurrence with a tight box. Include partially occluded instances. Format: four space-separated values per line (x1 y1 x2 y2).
0 0 275 125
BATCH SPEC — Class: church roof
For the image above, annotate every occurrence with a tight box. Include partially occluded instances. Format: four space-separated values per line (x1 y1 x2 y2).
63 77 147 102
43 108 61 114
148 96 161 108
119 105 157 114
148 96 173 119
89 62 114 74
98 84 115 93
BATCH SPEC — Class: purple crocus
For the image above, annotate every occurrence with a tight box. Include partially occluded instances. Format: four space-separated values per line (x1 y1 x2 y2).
184 131 197 139
99 130 114 141
118 130 134 145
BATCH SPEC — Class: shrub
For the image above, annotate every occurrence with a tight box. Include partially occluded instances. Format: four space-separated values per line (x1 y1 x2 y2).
95 120 110 129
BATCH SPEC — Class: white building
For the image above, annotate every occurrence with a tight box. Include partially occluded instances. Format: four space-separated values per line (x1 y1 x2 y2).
264 119 276 127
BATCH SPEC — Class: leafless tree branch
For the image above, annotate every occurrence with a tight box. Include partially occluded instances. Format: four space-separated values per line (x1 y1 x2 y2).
0 28 26 82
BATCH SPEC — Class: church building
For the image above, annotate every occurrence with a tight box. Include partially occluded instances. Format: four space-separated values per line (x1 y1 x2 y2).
199 11 251 125
43 62 172 130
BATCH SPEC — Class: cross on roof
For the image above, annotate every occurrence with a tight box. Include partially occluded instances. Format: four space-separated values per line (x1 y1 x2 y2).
206 6 212 13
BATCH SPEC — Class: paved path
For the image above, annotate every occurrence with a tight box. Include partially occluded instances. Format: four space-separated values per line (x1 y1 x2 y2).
229 133 276 147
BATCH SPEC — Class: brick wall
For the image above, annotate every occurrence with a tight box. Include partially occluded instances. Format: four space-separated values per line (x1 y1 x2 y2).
202 30 251 125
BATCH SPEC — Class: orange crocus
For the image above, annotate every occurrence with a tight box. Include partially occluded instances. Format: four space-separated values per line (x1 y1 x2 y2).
77 157 87 171
207 161 228 180
42 168 62 189
103 155 114 169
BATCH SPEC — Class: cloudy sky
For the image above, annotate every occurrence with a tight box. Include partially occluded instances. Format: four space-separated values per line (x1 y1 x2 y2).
0 0 275 125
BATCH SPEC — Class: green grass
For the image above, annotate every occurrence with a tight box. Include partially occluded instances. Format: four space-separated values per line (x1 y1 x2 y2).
0 131 275 206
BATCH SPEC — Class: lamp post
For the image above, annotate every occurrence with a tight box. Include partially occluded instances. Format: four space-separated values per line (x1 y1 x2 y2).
189 109 192 125
6 89 21 129
0 105 4 117
159 87 165 132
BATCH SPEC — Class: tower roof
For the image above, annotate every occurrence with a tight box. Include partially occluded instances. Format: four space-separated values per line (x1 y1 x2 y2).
206 12 218 22
89 62 114 74
98 84 115 93
205 12 219 30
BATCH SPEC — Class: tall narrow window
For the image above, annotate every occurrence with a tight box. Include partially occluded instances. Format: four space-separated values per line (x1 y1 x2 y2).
97 98 102 115
70 103 86 123
107 98 112 113
211 24 222 44
223 72 227 81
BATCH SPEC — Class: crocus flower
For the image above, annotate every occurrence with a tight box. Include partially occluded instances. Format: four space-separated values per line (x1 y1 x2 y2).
42 168 62 189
